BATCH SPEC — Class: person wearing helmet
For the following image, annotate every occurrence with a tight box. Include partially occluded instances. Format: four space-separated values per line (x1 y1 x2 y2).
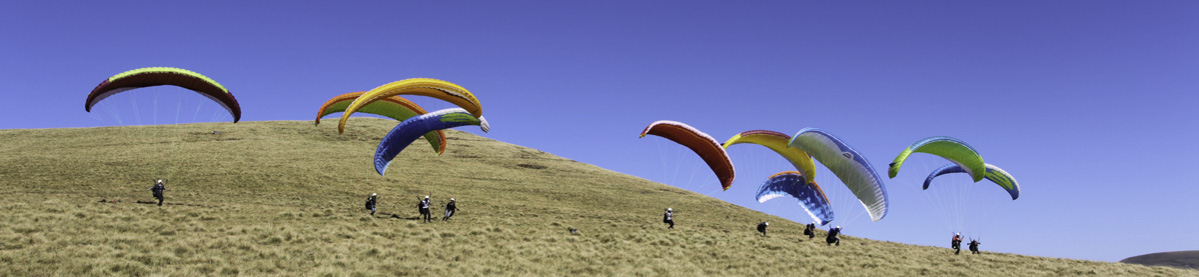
968 239 981 254
952 233 964 255
418 195 432 223
826 226 842 246
662 208 674 229
365 193 378 216
149 179 168 206
803 223 816 239
757 222 769 237
442 198 458 221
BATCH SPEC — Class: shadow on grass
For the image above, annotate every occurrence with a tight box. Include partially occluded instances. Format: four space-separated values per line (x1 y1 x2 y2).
132 200 216 207
371 213 421 220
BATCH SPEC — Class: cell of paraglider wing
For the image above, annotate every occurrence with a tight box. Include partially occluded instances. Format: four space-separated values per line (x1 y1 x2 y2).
639 120 735 191
788 128 888 221
756 171 834 225
85 67 241 122
922 163 1021 200
339 78 482 133
723 130 817 183
316 92 447 156
375 108 489 176
889 137 986 182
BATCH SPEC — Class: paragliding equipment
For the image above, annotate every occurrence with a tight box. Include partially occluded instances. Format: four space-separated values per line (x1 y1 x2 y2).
755 171 833 226
889 138 1020 242
374 108 489 176
723 128 883 229
723 130 818 184
86 67 241 122
788 128 888 224
802 163 877 230
889 136 986 182
338 78 483 134
645 134 726 196
316 91 448 156
84 67 240 185
923 163 1021 200
639 120 735 194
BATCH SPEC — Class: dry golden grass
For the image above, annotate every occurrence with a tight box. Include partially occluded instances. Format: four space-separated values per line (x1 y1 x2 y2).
0 119 1193 276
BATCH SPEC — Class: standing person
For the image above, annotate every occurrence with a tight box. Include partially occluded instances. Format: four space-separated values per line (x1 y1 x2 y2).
418 195 431 223
969 239 981 254
952 233 964 255
662 208 674 229
826 226 841 246
757 222 769 237
803 223 816 239
149 179 167 206
365 193 378 216
442 198 458 221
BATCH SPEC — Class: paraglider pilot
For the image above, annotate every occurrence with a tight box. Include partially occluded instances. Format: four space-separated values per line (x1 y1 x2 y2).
418 195 432 223
365 193 378 216
149 179 168 206
826 226 841 246
969 239 981 255
442 198 458 221
952 233 963 255
803 223 816 239
663 208 674 229
757 222 769 237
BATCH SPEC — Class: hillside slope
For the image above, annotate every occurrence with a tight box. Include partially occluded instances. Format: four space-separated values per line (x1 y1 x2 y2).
1123 251 1199 270
0 119 1192 276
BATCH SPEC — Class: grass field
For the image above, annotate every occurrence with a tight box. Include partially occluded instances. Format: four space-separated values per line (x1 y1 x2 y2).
0 119 1193 276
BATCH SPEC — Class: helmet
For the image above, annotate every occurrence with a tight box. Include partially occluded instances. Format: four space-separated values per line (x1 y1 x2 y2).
836 226 841 229
156 179 163 184
764 222 769 226
425 195 430 199
956 233 960 236
372 193 377 196
450 198 455 201
667 208 672 211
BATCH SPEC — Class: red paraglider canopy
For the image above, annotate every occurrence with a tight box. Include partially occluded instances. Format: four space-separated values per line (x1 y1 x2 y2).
640 120 735 190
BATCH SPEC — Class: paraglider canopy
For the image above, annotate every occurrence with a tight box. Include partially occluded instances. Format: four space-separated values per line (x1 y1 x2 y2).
788 128 889 222
374 108 490 176
86 67 241 122
756 171 833 225
889 136 985 182
723 130 817 184
639 120 735 190
923 163 1021 200
316 91 448 156
339 78 482 134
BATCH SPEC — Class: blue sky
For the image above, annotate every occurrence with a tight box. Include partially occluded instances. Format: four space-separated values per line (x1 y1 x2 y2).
2 1 1196 262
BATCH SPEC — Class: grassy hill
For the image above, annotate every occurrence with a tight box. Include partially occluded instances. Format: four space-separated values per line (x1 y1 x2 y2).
1123 251 1199 270
0 119 1193 276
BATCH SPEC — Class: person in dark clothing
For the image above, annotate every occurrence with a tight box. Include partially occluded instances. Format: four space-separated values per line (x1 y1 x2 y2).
149 179 167 206
969 239 981 254
757 222 769 237
418 195 431 223
952 233 963 255
365 193 378 216
826 226 841 246
803 223 816 239
663 208 674 229
442 198 458 221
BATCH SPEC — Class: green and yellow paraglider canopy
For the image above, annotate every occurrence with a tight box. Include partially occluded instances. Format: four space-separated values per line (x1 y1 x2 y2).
85 67 241 122
889 136 986 182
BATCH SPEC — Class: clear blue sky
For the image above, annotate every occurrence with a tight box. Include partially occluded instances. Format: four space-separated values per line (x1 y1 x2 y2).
2 1 1196 262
